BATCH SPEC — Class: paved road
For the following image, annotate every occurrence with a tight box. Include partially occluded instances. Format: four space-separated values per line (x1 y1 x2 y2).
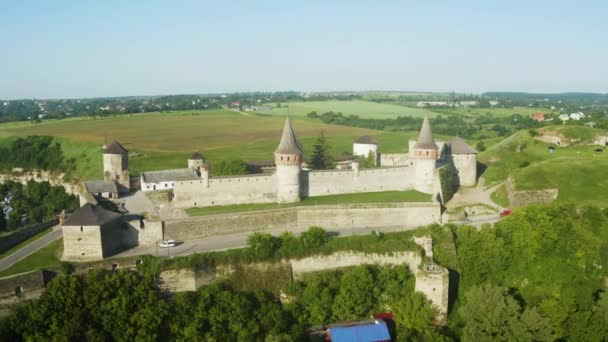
450 214 502 228
113 225 418 259
0 227 62 272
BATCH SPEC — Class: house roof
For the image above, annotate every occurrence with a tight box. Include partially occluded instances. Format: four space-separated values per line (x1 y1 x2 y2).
328 321 391 342
84 180 118 194
103 141 128 154
275 116 303 155
141 168 200 183
63 203 122 226
189 151 204 160
415 114 438 150
353 135 378 145
449 137 477 154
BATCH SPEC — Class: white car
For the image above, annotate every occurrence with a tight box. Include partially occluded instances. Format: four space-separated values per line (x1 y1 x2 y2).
159 240 176 248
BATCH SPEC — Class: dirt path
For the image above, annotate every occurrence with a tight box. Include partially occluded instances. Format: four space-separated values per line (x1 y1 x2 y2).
446 177 505 211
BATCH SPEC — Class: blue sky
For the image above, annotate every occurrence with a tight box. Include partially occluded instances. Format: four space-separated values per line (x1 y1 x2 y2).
1 0 607 99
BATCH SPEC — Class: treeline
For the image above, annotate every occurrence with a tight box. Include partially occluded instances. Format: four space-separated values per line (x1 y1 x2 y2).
0 92 360 123
451 204 608 341
0 180 78 231
307 111 543 139
0 265 442 341
0 136 74 174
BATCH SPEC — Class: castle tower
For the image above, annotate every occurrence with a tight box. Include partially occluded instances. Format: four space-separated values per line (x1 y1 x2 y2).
103 141 130 193
413 115 438 194
188 151 209 187
449 137 478 187
274 117 303 203
188 151 206 171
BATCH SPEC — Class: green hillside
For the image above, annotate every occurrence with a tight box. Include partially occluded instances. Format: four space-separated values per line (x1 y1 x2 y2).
479 125 608 206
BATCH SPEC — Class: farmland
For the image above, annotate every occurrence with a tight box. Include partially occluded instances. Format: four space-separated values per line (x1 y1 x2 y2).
258 100 431 118
0 109 427 179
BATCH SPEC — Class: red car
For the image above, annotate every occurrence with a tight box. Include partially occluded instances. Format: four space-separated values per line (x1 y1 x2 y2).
500 209 511 217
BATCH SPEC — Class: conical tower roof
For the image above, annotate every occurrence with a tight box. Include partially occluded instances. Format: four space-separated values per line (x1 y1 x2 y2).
274 116 303 155
415 114 438 150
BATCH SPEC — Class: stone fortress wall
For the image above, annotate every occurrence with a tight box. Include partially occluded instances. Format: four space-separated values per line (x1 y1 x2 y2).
164 202 441 241
173 173 277 208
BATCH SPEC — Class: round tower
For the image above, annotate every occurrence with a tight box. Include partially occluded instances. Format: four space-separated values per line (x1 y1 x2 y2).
274 117 302 203
103 141 130 192
413 115 438 194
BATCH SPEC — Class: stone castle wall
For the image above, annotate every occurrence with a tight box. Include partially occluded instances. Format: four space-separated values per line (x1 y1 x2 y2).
163 202 441 241
173 174 277 208
0 220 58 254
304 166 415 197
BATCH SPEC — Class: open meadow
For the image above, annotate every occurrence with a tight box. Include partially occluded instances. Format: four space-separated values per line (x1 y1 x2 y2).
0 109 434 179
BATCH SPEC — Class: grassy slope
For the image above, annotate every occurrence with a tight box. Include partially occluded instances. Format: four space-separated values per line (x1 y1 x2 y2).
479 124 608 206
0 239 62 278
259 100 431 118
186 190 431 216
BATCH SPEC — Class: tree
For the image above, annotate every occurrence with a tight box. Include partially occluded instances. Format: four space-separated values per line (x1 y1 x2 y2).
247 232 281 259
458 284 554 342
310 131 334 170
475 140 486 152
300 226 328 249
332 266 376 320
0 211 6 232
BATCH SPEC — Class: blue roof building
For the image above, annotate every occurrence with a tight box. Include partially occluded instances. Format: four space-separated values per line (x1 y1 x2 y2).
328 321 391 342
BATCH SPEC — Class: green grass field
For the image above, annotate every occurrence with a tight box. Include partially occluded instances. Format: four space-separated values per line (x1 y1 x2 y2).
259 100 431 119
479 125 608 206
0 109 437 179
432 106 546 118
0 239 62 278
186 190 431 216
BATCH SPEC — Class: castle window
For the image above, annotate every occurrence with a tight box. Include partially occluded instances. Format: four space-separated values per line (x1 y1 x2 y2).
80 226 83 232
287 156 290 161
14 286 23 295
281 156 284 161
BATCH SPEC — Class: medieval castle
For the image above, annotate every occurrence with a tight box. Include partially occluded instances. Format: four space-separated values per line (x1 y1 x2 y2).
87 115 478 208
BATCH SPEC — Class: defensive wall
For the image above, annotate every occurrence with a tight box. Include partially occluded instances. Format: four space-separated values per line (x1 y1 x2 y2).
163 202 441 241
505 176 558 208
173 173 277 208
158 249 449 321
172 166 419 208
303 166 414 197
0 270 56 318
0 219 58 254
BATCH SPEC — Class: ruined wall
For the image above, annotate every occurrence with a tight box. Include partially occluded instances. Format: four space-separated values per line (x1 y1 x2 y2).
0 170 80 195
0 219 58 254
172 174 277 208
592 135 608 146
304 167 415 197
415 267 449 322
0 270 54 318
289 251 422 278
505 176 558 208
164 203 441 241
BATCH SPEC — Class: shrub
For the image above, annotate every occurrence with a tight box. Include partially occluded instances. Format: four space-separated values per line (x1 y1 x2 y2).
247 232 281 259
300 227 328 249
